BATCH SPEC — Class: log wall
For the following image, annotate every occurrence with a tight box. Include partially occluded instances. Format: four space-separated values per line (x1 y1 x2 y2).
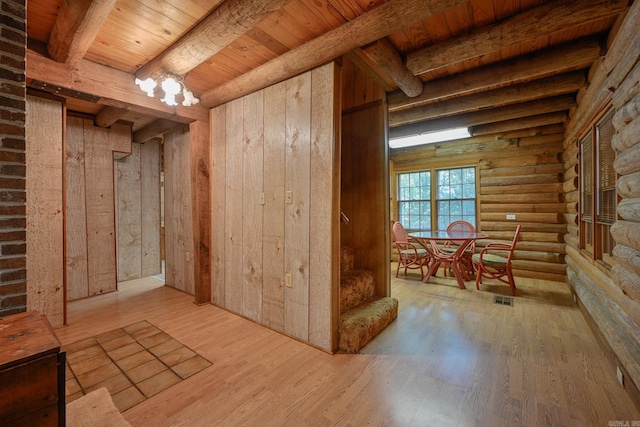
210 62 340 352
115 140 161 282
391 131 567 282
563 1 640 396
164 126 195 295
66 116 131 300
25 95 64 327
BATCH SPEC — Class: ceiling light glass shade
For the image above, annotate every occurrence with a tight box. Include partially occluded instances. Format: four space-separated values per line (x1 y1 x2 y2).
135 77 157 97
182 89 200 106
160 77 181 106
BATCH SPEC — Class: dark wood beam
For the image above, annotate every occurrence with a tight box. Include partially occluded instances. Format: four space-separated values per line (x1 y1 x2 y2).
389 37 602 112
361 38 423 97
133 119 185 143
390 72 586 127
405 0 626 77
136 0 292 80
95 106 128 128
469 112 568 137
389 95 575 139
200 0 467 107
27 48 209 123
48 0 118 67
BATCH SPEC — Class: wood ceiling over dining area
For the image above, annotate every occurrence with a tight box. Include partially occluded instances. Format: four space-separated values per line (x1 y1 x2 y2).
26 0 629 139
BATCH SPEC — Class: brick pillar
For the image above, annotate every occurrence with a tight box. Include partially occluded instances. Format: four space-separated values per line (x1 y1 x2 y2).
0 0 27 317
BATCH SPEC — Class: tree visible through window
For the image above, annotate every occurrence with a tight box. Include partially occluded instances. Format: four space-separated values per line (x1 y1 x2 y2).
397 167 476 231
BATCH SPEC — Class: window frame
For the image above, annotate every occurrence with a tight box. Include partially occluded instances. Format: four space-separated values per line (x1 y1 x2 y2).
396 166 478 232
578 105 618 267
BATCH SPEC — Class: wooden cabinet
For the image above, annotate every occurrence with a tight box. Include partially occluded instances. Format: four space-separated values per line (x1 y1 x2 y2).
0 311 65 427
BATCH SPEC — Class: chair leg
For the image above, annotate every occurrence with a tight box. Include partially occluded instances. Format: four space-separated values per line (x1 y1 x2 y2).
395 261 400 278
507 268 516 295
475 267 482 290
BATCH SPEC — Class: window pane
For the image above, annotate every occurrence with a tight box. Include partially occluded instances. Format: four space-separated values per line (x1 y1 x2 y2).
436 167 476 229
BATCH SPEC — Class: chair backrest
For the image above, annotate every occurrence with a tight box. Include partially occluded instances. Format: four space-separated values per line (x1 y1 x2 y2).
506 225 522 261
392 222 409 244
446 220 476 246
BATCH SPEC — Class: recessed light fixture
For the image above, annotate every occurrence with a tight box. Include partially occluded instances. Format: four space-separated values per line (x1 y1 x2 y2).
389 127 470 149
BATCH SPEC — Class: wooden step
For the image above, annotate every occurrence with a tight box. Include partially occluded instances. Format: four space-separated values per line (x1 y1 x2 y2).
340 269 375 313
338 297 399 353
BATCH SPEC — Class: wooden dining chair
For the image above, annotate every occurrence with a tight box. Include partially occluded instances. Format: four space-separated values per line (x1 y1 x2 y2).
392 222 430 279
444 220 476 278
472 225 522 295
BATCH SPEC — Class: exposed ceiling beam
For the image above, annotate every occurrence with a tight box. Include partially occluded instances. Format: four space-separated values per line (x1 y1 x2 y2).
389 37 602 112
390 71 586 127
389 95 576 139
47 0 118 67
95 106 129 128
133 119 185 144
469 112 568 137
26 48 209 123
136 0 292 80
360 38 423 97
200 0 467 108
405 0 627 77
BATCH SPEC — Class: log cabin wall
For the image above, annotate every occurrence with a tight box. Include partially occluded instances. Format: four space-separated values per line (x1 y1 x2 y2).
211 62 340 352
340 56 391 297
115 140 162 282
25 95 64 328
65 116 131 301
563 3 640 397
164 126 195 295
391 131 567 283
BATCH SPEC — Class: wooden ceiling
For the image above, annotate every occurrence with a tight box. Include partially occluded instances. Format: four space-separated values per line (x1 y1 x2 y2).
25 0 629 140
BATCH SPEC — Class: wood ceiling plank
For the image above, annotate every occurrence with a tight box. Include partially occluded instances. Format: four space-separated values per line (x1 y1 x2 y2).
406 0 627 76
201 0 468 108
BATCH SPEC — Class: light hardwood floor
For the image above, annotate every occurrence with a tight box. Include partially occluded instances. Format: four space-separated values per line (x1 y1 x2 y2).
55 269 640 426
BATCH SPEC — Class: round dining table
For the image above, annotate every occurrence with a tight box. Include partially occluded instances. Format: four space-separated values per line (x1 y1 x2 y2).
409 230 488 289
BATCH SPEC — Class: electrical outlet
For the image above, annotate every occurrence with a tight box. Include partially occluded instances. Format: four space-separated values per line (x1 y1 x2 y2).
285 191 293 204
186 252 190 262
617 366 624 386
285 273 292 288
259 192 265 205
506 214 516 220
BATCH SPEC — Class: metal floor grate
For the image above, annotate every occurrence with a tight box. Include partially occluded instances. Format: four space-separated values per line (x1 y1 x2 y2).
493 295 514 306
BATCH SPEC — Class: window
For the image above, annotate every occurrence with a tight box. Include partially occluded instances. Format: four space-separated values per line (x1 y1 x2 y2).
397 167 476 231
436 167 477 230
580 107 617 265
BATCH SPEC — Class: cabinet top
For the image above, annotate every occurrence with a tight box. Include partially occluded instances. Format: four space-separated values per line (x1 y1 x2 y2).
0 310 62 368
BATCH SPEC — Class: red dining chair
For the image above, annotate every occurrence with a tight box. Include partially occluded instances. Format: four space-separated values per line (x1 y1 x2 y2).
392 222 430 279
444 220 476 278
472 225 521 295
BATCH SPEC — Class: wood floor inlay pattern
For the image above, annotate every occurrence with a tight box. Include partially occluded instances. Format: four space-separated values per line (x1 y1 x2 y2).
65 320 212 412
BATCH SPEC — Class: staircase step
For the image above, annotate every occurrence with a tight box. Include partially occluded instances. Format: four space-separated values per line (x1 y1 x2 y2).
340 269 375 313
340 246 354 273
338 296 399 353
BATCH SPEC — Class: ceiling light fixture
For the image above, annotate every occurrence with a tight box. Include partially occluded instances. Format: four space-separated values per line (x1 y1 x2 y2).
389 127 470 149
134 73 200 107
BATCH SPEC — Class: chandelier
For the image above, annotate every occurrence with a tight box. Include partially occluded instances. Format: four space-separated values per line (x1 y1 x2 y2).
134 74 200 107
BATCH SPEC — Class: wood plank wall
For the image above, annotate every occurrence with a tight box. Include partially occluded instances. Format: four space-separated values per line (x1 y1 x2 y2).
563 2 640 395
340 56 391 298
115 140 161 282
391 131 566 282
164 126 195 295
66 116 131 300
210 62 340 352
25 95 64 328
